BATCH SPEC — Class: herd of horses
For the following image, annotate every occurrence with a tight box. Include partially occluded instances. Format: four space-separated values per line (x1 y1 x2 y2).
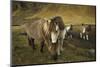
21 16 92 60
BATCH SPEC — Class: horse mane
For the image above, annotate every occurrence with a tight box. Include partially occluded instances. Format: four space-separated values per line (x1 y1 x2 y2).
53 16 65 30
49 16 65 32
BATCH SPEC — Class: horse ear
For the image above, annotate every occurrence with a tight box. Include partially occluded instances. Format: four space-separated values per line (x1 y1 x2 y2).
47 19 51 23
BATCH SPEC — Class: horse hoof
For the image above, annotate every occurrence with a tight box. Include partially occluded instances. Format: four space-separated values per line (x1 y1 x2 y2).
40 49 44 53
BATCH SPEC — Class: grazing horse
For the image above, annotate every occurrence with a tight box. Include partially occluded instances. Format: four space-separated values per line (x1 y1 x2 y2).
22 16 65 60
65 24 73 39
80 24 91 40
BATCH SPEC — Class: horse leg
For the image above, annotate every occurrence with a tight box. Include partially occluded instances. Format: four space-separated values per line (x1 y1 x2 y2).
83 35 85 40
31 38 36 50
40 41 45 53
70 34 72 39
28 37 35 50
57 43 61 56
68 34 70 39
86 34 89 40
52 43 58 60
80 33 82 38
82 33 85 40
28 37 32 46
56 39 63 56
60 39 64 52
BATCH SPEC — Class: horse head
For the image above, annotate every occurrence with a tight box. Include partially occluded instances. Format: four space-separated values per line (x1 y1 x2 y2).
48 16 65 44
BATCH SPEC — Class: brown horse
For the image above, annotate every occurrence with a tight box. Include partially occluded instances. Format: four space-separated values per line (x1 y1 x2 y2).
22 16 65 60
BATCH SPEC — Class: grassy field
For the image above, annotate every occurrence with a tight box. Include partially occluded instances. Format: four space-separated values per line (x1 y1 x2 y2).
12 25 96 65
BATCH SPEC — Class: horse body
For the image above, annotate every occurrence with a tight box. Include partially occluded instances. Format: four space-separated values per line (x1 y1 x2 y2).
22 16 65 60
23 18 52 50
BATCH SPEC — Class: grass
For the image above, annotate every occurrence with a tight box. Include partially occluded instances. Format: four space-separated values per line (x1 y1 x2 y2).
12 25 96 65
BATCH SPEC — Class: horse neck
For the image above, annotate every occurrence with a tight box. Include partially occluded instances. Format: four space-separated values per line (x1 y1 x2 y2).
43 22 50 35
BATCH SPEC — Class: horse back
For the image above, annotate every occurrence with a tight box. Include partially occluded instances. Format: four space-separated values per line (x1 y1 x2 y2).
23 18 45 41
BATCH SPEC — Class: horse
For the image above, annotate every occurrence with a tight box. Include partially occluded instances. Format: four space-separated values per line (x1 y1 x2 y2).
22 16 65 60
65 24 73 39
80 24 91 40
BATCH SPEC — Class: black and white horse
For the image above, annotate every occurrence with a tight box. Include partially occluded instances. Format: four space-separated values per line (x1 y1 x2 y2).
80 24 91 40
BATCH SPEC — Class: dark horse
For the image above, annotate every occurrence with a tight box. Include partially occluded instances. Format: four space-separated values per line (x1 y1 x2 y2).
22 16 65 60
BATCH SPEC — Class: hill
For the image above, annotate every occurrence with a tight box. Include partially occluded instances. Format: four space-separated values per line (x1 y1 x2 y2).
12 1 96 25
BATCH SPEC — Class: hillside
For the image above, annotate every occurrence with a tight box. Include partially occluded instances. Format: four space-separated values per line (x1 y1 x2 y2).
12 1 96 25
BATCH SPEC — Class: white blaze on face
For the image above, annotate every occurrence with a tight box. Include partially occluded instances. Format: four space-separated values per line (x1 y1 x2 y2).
56 25 59 31
51 25 59 43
